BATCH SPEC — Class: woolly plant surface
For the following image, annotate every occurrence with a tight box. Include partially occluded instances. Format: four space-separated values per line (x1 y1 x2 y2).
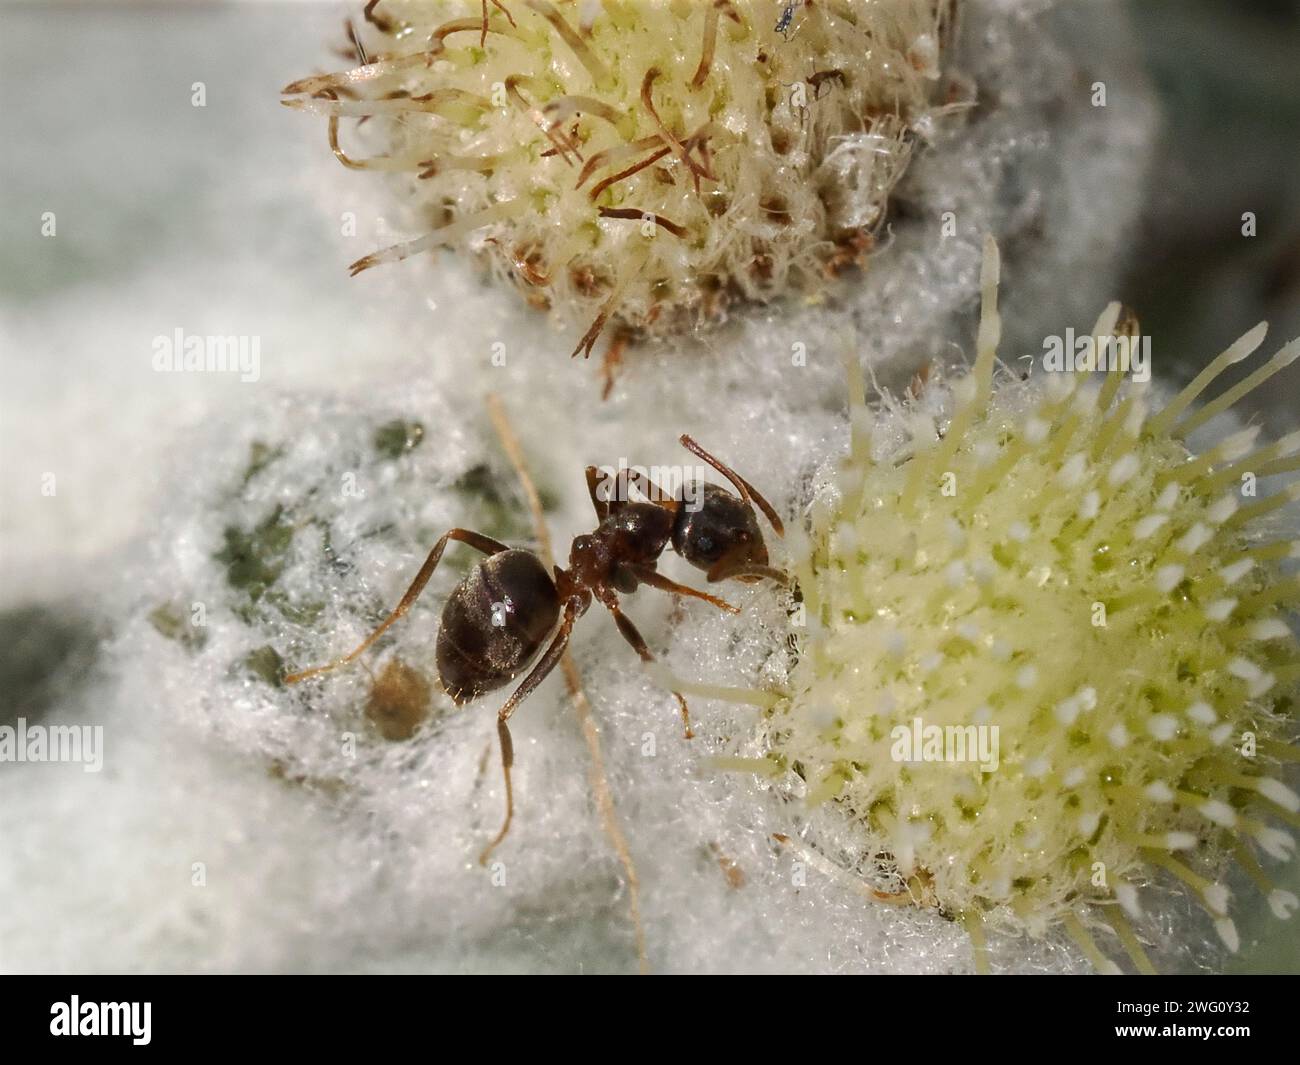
2 0 1200 976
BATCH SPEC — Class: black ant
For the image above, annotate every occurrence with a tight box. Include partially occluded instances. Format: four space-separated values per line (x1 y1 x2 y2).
285 435 785 860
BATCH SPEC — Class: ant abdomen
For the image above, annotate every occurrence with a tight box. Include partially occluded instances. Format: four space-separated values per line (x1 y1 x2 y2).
673 482 768 572
436 549 560 704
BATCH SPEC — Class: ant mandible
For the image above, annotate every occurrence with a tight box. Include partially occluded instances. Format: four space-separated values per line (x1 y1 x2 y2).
284 435 785 861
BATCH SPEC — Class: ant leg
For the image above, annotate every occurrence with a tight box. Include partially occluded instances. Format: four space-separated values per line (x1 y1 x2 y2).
587 465 678 518
585 466 613 521
620 563 739 613
705 555 790 586
284 528 508 684
600 596 695 739
679 434 785 537
626 468 680 514
479 600 580 865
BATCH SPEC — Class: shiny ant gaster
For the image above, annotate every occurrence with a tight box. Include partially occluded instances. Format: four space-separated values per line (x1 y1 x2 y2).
285 435 785 860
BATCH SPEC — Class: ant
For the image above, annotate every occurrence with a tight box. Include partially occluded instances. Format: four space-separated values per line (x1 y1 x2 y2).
284 435 785 860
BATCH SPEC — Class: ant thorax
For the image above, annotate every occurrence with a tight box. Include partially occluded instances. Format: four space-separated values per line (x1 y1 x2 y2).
569 503 674 594
601 504 675 566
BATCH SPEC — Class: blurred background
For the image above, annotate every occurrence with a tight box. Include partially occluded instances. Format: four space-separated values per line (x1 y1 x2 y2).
1 0 1297 972
1123 0 1300 439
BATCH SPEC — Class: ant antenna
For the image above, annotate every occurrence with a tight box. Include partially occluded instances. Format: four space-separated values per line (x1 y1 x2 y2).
679 435 786 536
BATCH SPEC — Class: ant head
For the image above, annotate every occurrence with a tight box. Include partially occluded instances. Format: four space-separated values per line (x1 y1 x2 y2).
672 482 768 574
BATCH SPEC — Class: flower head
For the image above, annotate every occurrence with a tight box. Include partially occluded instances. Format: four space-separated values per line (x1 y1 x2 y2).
285 0 948 356
767 239 1300 970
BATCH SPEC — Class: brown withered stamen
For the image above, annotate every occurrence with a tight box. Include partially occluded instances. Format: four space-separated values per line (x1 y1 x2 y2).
589 147 672 200
690 1 743 90
598 207 688 239
641 68 715 193
542 95 627 132
433 17 499 55
481 0 517 48
495 240 550 286
506 76 583 166
416 153 505 179
524 0 612 88
364 0 399 34
690 4 720 90
575 135 663 190
282 52 433 98
599 329 632 400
